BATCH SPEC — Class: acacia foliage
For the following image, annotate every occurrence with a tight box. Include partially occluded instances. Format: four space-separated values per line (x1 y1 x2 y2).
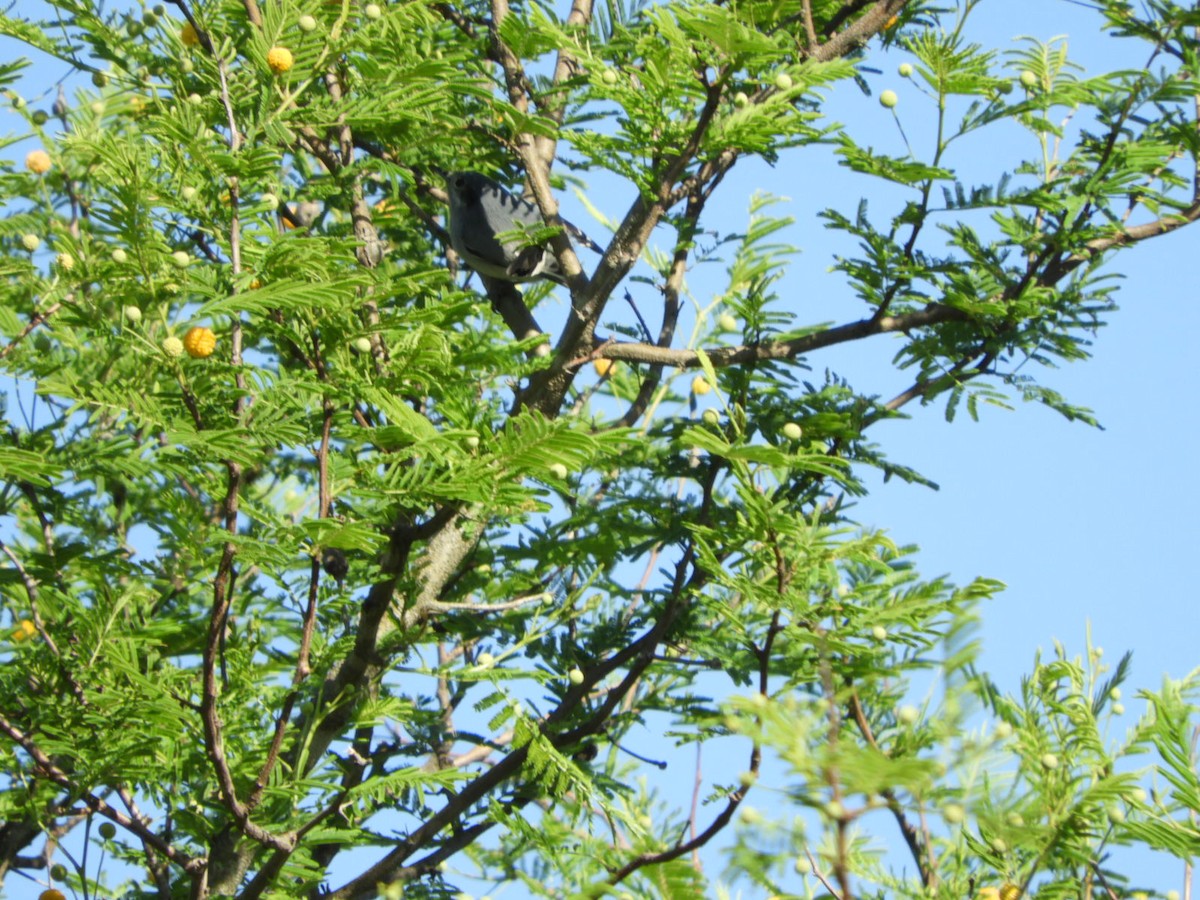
0 0 1198 898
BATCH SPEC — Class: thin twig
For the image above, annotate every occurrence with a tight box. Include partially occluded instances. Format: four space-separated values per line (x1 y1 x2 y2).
807 847 844 899
432 592 551 612
0 303 61 361
606 581 779 888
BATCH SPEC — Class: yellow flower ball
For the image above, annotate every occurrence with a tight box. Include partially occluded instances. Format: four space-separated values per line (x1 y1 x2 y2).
26 150 51 174
13 619 37 642
267 46 294 75
691 375 711 395
39 889 66 900
180 22 199 46
593 358 614 377
978 886 1021 900
183 326 216 358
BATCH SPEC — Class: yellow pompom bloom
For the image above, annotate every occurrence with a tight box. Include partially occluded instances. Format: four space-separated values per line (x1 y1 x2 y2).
180 22 200 46
977 887 1020 900
39 890 66 900
691 375 711 395
183 326 217 358
267 46 294 74
13 620 37 642
593 358 614 377
26 150 51 174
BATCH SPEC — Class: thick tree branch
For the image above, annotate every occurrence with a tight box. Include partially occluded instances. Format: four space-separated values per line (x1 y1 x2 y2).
290 505 471 781
521 73 732 415
811 0 908 63
801 0 819 50
327 468 720 900
1044 197 1200 283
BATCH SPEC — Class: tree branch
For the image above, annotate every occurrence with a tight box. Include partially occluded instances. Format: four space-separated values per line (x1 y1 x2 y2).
0 712 202 873
846 692 933 888
605 609 779 887
326 468 721 900
614 190 696 427
595 303 970 369
812 0 909 63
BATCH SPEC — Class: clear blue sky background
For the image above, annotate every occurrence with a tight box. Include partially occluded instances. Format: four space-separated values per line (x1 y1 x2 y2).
1 1 1197 897
822 1 1200 704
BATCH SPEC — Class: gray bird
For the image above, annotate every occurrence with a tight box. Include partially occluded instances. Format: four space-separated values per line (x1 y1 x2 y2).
445 171 602 286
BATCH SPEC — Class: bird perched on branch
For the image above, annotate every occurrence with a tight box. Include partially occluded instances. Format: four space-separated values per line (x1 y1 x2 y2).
445 171 604 286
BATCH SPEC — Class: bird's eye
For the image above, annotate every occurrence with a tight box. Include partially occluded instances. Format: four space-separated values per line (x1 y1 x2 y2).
453 176 466 189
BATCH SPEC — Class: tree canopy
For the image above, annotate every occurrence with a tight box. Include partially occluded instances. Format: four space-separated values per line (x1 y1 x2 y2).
1 0 1198 898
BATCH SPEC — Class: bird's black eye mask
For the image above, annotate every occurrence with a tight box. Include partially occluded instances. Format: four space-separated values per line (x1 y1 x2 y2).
449 175 468 199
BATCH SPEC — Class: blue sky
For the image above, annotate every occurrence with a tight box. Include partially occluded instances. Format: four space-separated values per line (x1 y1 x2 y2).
814 2 1200 701
1 0 1197 897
